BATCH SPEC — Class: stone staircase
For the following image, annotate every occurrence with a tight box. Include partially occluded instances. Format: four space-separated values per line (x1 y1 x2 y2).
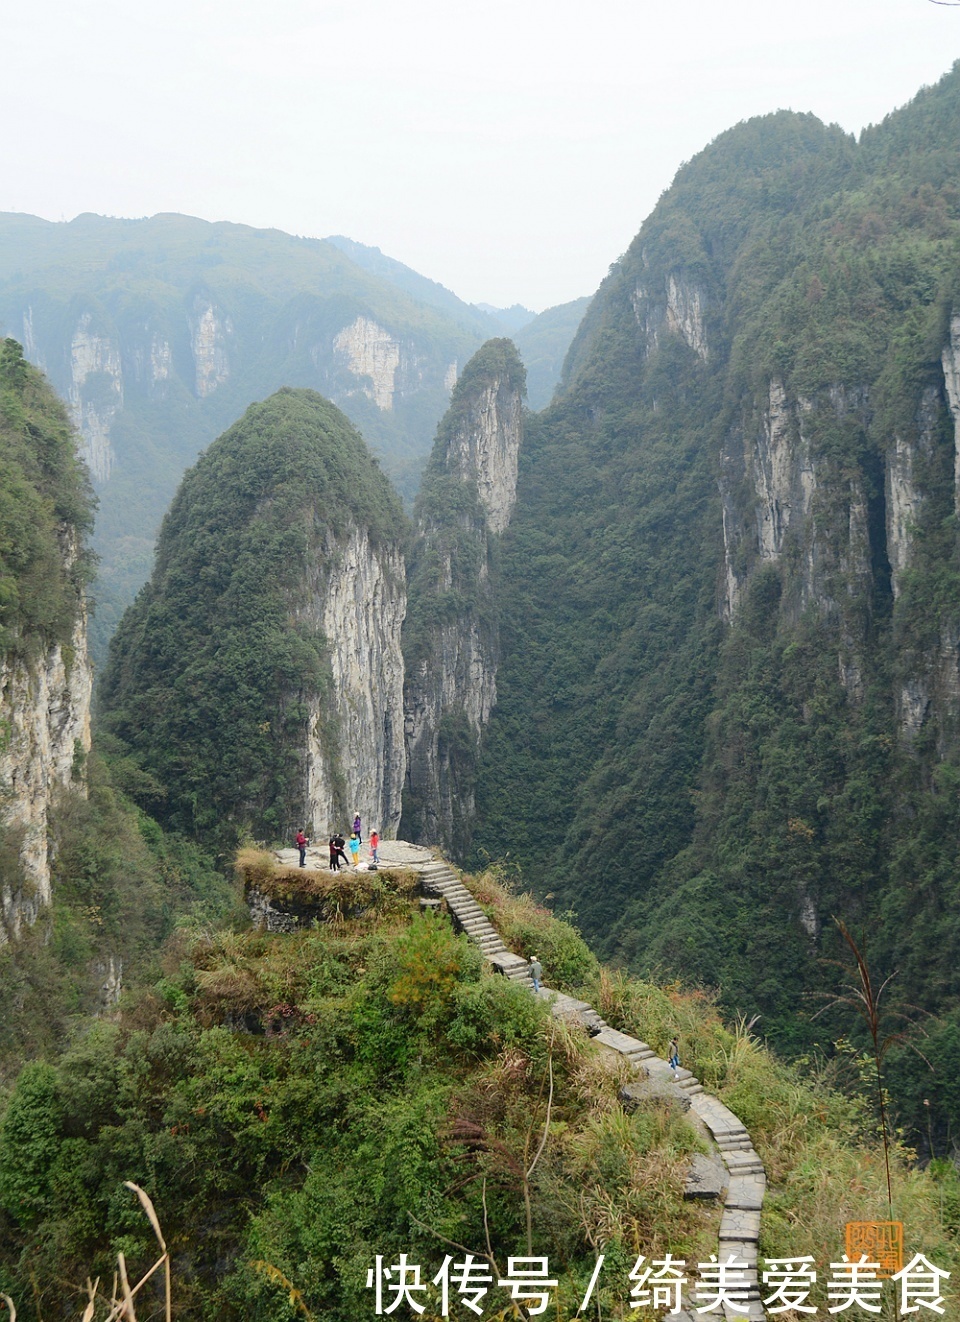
419 860 535 989
417 857 768 1321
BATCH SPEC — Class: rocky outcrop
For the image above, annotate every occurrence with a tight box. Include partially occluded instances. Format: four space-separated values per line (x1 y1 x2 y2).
299 526 406 837
333 316 401 411
719 381 873 627
0 610 92 939
632 269 708 360
97 387 408 849
68 313 123 484
190 298 232 397
0 344 95 940
941 314 960 516
402 340 525 856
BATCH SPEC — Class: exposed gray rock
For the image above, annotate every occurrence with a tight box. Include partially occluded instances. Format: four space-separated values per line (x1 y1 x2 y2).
0 568 92 941
684 1154 727 1201
619 1078 692 1113
402 342 525 856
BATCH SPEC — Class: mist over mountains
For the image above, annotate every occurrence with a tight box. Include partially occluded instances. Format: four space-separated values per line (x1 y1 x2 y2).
0 213 585 663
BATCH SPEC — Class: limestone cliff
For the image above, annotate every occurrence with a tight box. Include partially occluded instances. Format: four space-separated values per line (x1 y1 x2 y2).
0 607 92 937
0 340 94 939
299 525 406 837
718 379 876 699
67 311 123 484
401 340 525 857
99 387 408 848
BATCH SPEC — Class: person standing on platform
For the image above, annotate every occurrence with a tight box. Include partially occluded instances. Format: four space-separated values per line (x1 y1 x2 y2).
370 829 380 864
296 829 308 868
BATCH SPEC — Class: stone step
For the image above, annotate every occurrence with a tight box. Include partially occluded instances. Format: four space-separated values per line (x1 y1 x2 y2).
723 1149 763 1167
684 1084 705 1095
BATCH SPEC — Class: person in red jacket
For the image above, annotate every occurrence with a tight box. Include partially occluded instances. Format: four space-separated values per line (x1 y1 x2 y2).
370 829 379 864
296 829 308 868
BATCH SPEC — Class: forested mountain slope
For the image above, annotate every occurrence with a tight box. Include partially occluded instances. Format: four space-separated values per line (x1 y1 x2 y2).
472 64 960 1132
0 214 494 661
99 389 408 852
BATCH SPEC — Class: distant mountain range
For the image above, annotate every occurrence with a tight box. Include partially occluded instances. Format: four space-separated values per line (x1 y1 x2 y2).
0 212 587 662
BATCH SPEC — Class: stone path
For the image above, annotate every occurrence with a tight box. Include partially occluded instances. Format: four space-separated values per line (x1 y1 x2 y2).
268 842 769 1318
415 859 768 1321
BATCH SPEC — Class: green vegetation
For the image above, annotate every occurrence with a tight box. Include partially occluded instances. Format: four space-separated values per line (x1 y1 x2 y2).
98 388 407 851
473 64 960 1147
0 338 94 656
2 864 954 1320
0 211 503 665
0 747 241 1081
401 340 525 854
514 296 592 410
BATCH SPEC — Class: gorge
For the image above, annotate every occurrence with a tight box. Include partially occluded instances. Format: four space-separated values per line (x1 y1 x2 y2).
5 62 960 1170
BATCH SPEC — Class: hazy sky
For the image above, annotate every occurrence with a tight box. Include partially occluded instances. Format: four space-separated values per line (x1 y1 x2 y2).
2 1 958 310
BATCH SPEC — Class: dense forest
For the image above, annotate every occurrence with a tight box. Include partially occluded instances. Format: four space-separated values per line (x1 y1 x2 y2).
473 66 960 1144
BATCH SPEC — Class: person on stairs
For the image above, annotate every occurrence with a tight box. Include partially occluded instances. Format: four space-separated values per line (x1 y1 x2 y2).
529 954 543 993
669 1037 680 1079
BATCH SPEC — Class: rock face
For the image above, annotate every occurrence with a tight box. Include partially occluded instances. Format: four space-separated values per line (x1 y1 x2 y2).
719 381 873 641
632 267 709 361
68 313 123 484
300 526 406 837
0 342 94 939
0 608 92 938
190 298 232 398
333 316 401 411
401 340 525 856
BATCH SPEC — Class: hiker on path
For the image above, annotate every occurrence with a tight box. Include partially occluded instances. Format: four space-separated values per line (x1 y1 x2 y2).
370 829 380 864
529 954 543 993
669 1037 680 1078
334 832 349 871
296 829 308 868
329 836 339 872
348 832 361 867
353 812 362 842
